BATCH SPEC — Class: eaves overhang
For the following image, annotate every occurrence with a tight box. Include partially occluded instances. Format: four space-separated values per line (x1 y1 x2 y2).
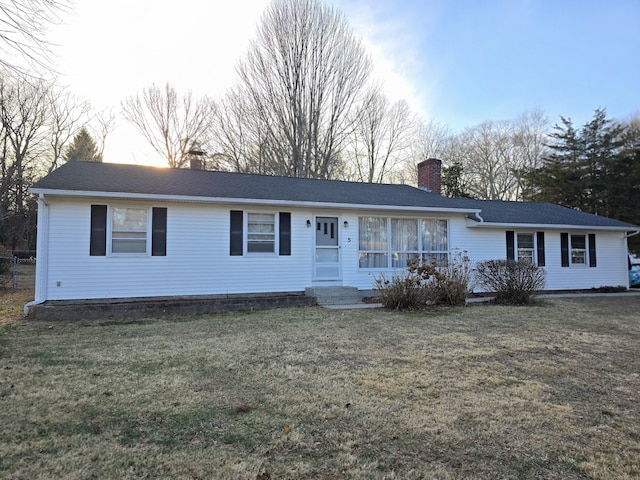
466 219 638 232
31 188 483 215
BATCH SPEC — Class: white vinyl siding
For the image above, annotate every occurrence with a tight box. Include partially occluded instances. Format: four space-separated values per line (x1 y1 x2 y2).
36 198 632 301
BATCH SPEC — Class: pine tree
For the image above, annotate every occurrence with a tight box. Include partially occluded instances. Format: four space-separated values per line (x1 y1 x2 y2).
64 128 102 162
523 109 640 251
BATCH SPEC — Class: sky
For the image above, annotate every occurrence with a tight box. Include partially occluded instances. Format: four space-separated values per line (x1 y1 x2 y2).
48 0 640 166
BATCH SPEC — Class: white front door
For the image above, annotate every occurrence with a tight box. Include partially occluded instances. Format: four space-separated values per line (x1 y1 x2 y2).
314 216 341 280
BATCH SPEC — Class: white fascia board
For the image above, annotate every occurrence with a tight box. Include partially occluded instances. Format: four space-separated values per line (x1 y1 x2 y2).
30 188 483 215
466 219 635 232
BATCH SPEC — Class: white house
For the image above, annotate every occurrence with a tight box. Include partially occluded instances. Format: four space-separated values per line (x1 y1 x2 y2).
26 160 639 313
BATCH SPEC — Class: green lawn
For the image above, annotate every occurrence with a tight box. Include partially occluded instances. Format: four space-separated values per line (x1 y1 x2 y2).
1 297 639 479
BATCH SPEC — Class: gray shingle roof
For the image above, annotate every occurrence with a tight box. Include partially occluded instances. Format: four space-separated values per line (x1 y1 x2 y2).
459 199 638 228
32 161 639 230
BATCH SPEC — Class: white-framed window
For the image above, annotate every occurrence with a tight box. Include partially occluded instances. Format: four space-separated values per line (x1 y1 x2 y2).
358 217 388 268
516 233 535 263
570 234 587 265
247 212 276 253
421 219 449 266
358 217 448 269
111 206 149 254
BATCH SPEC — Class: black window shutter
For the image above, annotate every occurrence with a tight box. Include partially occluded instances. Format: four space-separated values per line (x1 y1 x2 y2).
560 233 569 267
152 208 167 256
588 234 597 267
279 212 291 256
230 210 243 256
90 205 107 256
506 231 515 260
536 232 545 267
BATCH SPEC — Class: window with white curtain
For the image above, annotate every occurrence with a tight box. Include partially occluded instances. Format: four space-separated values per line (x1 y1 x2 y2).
358 217 388 268
391 218 419 267
247 213 276 253
359 217 448 269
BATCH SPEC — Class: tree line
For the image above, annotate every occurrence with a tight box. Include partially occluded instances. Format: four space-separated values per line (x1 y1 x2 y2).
2 0 639 254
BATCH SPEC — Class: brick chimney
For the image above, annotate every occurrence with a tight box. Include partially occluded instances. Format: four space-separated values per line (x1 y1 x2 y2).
417 158 442 195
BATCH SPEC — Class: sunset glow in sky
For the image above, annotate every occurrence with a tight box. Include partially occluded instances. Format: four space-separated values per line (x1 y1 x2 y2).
50 0 640 165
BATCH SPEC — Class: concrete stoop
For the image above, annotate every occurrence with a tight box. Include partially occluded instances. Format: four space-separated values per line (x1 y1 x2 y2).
305 286 368 307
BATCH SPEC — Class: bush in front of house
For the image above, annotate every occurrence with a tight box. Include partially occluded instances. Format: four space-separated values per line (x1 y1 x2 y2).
373 267 430 310
475 259 546 305
374 252 473 310
426 251 473 307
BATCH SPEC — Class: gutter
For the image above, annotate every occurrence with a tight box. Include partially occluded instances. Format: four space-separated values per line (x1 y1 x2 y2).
24 193 49 316
465 220 636 232
626 230 640 238
30 188 484 216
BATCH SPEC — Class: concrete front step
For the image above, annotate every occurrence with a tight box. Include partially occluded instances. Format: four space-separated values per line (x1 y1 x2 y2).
306 286 365 306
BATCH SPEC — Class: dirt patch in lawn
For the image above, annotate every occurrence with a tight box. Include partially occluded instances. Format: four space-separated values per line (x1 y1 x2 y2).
1 296 639 479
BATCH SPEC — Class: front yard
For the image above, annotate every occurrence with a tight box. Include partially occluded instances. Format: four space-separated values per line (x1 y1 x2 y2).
1 295 639 479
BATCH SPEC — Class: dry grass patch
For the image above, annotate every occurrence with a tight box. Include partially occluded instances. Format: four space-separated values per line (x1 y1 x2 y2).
1 297 639 479
0 289 32 326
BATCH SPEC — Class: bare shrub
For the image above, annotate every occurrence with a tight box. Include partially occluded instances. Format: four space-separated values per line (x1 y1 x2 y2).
373 268 430 310
374 252 473 309
426 251 473 306
475 259 546 304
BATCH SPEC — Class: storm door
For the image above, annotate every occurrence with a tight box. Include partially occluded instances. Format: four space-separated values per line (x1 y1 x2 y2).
314 217 341 280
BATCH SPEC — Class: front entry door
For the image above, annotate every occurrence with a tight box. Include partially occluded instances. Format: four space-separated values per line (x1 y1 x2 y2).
315 217 341 280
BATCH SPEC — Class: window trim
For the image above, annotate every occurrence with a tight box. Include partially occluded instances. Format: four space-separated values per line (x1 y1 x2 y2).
108 206 151 256
561 232 596 268
507 230 545 267
569 233 588 267
90 204 167 257
358 216 449 270
245 211 279 256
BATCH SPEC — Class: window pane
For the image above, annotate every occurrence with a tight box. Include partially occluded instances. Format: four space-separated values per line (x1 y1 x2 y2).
391 219 418 251
316 248 339 263
423 253 448 267
247 213 275 253
358 252 388 268
112 239 147 253
247 241 275 253
113 207 147 232
359 217 387 250
422 219 448 251
571 250 586 264
517 249 534 263
392 252 419 268
517 233 534 249
571 235 586 250
111 207 147 254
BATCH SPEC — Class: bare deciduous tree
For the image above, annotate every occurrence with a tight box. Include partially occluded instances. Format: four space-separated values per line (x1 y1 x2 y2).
347 87 416 183
217 0 371 179
396 119 451 185
47 87 91 172
0 72 50 247
440 110 549 200
0 0 71 76
122 83 214 168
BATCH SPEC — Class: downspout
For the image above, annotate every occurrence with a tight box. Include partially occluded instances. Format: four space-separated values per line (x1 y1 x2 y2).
625 230 640 238
24 193 49 316
473 211 484 223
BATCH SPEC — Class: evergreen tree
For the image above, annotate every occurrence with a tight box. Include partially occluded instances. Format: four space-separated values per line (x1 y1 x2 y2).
442 162 473 198
63 127 102 162
524 109 640 252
